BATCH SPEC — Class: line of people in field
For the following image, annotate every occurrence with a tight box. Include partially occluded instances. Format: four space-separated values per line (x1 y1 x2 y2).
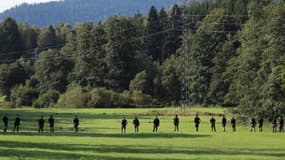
121 114 284 134
1 113 284 134
1 113 79 134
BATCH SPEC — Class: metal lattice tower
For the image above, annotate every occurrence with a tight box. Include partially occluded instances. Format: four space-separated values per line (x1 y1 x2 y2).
180 5 190 111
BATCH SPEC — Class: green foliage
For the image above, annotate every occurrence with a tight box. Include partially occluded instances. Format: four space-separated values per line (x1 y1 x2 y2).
37 25 57 50
188 8 228 105
10 84 39 107
0 61 29 100
88 88 133 108
56 85 90 108
35 49 73 93
57 86 154 108
129 90 153 106
161 55 181 104
0 18 23 60
226 3 285 117
129 70 148 93
33 89 60 108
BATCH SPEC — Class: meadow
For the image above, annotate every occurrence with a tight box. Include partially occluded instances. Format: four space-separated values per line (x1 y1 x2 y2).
0 107 284 160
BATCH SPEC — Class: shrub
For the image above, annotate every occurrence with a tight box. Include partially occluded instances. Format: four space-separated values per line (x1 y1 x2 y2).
33 90 60 108
56 85 89 108
88 88 133 108
129 90 153 106
10 84 39 107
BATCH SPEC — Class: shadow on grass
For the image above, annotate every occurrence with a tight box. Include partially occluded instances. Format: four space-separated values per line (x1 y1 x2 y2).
1 140 285 160
0 132 211 139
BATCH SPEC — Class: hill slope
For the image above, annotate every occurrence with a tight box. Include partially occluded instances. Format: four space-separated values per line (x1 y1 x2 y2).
0 0 198 27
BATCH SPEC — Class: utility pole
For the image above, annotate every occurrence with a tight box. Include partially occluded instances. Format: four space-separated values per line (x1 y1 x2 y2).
180 5 190 111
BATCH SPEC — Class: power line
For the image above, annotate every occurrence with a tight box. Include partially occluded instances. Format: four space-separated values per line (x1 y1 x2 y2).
0 25 244 63
0 22 245 59
0 13 249 57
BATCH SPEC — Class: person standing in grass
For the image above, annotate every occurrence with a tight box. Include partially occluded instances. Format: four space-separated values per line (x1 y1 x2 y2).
73 115 79 133
48 115 55 133
250 118 257 132
210 115 216 132
231 117 236 132
38 116 45 133
173 114 179 132
272 117 278 133
13 114 20 133
121 117 128 134
194 114 200 132
279 116 284 133
133 116 140 133
153 116 160 132
222 115 227 132
2 113 8 133
258 116 264 132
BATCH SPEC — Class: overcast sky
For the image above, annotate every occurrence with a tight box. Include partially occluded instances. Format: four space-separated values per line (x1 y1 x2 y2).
0 0 60 12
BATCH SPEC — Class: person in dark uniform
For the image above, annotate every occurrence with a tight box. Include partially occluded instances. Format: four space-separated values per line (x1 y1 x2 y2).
73 115 79 132
272 117 278 133
2 113 8 133
258 116 264 132
133 116 140 133
153 116 160 132
173 115 179 132
121 117 128 134
222 115 227 132
250 118 257 132
13 114 20 133
231 117 236 132
38 116 45 133
210 115 216 132
48 115 55 133
194 114 200 132
279 116 284 133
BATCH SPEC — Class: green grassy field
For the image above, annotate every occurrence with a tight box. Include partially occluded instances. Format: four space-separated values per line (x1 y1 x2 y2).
0 107 284 160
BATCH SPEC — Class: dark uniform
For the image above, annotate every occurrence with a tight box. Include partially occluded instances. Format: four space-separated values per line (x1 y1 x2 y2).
2 114 8 133
272 118 278 133
133 117 140 133
231 117 236 132
38 116 45 133
73 116 79 132
222 116 227 132
48 115 55 133
250 118 257 132
279 116 284 133
153 116 160 132
173 115 179 132
14 115 20 133
210 116 216 132
121 117 128 134
194 114 200 132
258 117 264 132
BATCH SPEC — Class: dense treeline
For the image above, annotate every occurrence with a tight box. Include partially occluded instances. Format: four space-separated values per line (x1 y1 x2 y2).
0 0 284 119
0 0 193 27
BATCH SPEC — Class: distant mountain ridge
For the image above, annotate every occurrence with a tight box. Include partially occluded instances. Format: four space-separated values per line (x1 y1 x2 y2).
0 0 199 27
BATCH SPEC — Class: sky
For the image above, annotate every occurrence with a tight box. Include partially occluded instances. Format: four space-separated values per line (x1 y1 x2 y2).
0 0 60 12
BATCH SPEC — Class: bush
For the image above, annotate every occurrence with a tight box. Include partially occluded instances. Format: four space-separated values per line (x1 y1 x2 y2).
56 86 155 108
56 85 89 108
88 88 132 108
129 90 153 106
10 84 39 107
33 90 60 108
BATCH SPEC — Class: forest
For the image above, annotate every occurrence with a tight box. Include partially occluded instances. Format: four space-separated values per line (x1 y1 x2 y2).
0 0 191 27
0 0 284 119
